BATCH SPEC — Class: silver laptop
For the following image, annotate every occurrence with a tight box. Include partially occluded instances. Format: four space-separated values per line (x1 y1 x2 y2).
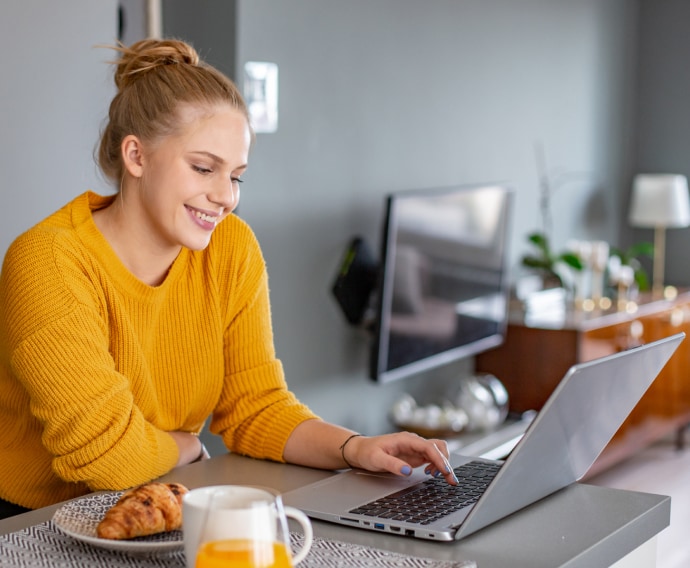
283 332 684 541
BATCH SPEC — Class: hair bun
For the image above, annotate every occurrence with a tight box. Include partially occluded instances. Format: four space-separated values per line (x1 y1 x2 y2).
111 39 200 90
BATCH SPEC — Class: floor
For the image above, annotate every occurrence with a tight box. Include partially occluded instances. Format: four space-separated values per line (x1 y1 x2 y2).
588 435 690 568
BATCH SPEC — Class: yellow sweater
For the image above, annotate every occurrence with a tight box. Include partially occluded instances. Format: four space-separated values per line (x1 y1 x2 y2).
0 192 318 509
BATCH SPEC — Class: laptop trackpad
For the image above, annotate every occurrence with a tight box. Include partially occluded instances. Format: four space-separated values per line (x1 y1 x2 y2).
283 469 426 513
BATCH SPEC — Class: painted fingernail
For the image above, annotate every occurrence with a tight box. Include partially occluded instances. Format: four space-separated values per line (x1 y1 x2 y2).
434 471 443 478
401 465 412 476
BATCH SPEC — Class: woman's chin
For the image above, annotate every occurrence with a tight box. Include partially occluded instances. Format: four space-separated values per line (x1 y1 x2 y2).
183 235 213 252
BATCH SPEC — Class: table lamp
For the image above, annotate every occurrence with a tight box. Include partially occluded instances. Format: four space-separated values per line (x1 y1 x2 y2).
628 174 690 296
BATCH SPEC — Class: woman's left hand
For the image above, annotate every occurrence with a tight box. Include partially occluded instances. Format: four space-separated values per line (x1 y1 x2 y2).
342 432 459 485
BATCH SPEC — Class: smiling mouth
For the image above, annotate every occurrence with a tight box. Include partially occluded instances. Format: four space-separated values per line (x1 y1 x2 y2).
186 205 219 224
185 205 221 231
194 210 216 223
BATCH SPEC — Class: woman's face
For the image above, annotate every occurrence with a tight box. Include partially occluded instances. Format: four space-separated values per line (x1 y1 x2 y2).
134 103 251 253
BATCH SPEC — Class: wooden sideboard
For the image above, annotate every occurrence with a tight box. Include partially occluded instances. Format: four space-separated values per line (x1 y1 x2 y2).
475 289 690 478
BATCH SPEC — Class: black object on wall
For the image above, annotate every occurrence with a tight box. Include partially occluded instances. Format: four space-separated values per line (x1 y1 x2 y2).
331 236 378 327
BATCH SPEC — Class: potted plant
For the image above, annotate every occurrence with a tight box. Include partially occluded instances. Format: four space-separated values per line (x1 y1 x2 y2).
609 242 654 292
521 231 583 290
520 143 588 290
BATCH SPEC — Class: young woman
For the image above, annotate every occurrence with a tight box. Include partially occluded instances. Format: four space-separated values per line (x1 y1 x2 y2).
0 39 457 519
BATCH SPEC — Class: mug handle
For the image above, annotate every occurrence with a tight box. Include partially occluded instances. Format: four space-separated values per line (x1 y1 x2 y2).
284 506 313 565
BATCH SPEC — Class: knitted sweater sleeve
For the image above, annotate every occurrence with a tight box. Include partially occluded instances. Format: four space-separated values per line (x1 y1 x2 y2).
208 219 319 461
0 230 179 492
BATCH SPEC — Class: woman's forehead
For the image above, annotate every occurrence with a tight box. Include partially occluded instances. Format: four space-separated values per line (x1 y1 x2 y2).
159 103 251 155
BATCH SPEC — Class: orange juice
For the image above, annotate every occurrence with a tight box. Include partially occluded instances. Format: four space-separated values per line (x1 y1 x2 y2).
195 539 293 568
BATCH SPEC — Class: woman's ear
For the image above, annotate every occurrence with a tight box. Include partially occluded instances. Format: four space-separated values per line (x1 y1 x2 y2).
121 135 145 178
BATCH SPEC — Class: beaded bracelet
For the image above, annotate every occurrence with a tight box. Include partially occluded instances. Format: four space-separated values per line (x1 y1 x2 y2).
339 434 362 468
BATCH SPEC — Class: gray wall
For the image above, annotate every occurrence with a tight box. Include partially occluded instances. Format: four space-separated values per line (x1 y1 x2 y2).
0 1 117 257
164 0 237 81
1 1 644 452
227 0 639 438
632 0 690 286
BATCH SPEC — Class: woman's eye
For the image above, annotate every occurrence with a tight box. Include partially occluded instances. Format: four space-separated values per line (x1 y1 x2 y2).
231 177 244 185
193 165 212 175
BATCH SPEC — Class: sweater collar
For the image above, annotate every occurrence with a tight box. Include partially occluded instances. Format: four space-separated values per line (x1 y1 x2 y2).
72 191 188 295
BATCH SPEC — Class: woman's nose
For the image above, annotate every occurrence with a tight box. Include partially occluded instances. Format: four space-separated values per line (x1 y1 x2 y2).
209 181 240 212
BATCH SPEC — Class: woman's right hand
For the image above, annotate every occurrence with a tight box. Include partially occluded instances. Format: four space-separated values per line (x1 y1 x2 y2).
168 431 208 466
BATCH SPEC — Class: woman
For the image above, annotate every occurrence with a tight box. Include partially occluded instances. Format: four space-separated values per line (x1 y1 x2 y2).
0 39 457 519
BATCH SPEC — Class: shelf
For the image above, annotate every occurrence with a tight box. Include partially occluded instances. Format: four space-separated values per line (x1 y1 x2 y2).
447 412 534 460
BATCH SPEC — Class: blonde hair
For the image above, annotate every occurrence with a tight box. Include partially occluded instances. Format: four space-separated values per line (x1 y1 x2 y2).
97 39 251 186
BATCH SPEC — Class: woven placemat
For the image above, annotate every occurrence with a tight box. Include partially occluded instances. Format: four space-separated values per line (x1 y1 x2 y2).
0 521 476 568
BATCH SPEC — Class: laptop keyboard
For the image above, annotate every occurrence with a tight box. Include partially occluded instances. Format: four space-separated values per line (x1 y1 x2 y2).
348 460 501 525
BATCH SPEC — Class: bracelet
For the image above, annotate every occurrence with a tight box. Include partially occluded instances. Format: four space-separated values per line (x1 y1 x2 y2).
339 434 362 469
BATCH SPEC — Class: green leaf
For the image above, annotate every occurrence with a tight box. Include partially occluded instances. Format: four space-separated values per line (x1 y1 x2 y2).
558 252 584 271
527 232 550 256
527 232 547 246
635 271 649 291
521 256 553 270
627 242 654 258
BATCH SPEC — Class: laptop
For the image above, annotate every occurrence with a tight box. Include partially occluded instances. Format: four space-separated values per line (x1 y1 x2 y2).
283 332 684 541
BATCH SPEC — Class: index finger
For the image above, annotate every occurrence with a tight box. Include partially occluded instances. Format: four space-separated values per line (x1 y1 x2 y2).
411 438 457 485
427 438 451 459
431 442 458 485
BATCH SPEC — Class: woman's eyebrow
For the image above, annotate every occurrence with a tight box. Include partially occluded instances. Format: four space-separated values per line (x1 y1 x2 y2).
190 150 226 164
190 151 247 171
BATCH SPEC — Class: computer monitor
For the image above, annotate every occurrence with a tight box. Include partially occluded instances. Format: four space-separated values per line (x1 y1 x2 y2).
370 183 513 383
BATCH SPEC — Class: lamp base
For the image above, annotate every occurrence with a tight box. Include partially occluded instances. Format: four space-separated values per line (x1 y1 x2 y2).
652 226 666 299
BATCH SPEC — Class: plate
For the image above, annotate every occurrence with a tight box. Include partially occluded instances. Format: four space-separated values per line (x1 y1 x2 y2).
52 491 184 554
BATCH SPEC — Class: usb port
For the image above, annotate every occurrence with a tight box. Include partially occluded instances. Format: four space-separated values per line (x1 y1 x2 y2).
374 523 385 530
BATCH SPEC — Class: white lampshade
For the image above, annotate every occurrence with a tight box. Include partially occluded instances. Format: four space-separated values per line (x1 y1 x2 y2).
629 174 690 228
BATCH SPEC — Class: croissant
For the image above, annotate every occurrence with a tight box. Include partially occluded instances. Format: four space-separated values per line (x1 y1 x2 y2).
97 482 189 540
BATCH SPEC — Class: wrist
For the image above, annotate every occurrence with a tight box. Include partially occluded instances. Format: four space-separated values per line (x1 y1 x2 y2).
339 433 363 469
192 439 208 463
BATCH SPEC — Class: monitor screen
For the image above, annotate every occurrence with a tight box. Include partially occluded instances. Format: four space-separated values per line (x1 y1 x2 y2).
370 183 513 383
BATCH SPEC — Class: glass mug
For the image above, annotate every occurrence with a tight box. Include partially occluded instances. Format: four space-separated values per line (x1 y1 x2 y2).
183 485 313 568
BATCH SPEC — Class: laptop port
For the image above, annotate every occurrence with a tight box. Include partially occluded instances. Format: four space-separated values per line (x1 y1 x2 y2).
374 523 385 530
405 530 415 537
390 526 401 532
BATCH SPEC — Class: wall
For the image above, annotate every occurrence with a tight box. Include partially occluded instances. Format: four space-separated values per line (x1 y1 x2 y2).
632 0 690 286
119 0 148 46
0 1 117 257
0 1 640 454
226 0 639 440
163 0 237 81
